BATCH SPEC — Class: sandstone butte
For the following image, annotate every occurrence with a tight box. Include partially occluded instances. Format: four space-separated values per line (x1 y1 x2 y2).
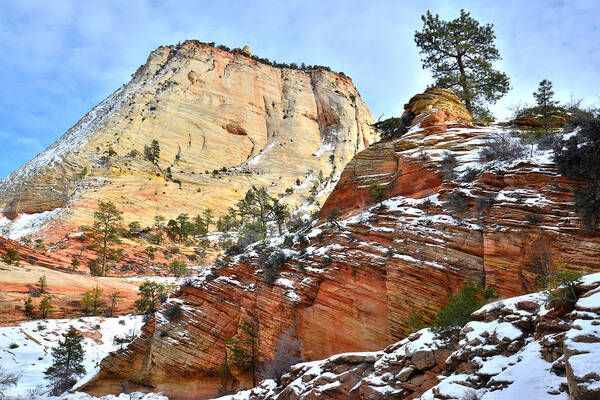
82 88 600 399
0 39 377 246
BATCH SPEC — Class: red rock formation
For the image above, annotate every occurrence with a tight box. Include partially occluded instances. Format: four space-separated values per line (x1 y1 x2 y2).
221 273 600 400
83 90 600 399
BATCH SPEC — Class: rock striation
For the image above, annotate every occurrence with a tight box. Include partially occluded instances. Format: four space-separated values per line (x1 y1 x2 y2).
218 272 600 400
0 40 377 242
83 89 600 399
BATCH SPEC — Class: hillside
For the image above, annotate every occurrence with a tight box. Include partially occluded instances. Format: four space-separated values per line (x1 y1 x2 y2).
81 89 600 398
0 40 377 244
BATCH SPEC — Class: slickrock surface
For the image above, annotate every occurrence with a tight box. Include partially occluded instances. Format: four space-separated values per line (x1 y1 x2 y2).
83 93 600 399
218 273 600 400
0 40 377 243
0 259 140 324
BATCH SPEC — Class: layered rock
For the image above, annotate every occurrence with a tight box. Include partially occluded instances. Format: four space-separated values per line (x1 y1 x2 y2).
0 237 140 323
83 90 600 399
0 40 377 243
219 273 600 400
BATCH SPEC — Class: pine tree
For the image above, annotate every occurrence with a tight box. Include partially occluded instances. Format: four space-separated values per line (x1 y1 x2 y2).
366 179 387 207
144 139 161 164
39 296 52 319
414 9 510 120
236 186 278 235
108 291 121 317
533 79 558 112
24 297 34 317
44 327 86 395
81 285 105 316
91 201 123 276
37 274 47 293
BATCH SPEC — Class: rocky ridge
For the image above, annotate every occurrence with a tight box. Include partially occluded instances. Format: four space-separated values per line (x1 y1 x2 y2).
0 40 377 243
218 272 600 400
81 89 600 399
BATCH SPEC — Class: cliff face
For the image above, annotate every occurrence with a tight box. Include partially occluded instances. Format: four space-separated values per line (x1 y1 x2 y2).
220 272 600 400
0 40 377 241
83 90 600 399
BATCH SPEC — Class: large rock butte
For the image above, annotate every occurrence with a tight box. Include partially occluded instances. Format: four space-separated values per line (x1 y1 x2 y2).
82 90 600 399
0 40 377 242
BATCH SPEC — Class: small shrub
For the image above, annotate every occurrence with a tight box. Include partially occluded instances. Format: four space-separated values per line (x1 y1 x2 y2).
164 304 184 322
258 325 303 384
406 309 426 335
460 168 480 182
445 190 469 213
474 195 495 212
440 152 458 181
479 133 526 162
2 248 20 265
538 263 583 303
9 342 19 349
432 279 496 337
574 184 600 229
263 267 279 286
526 213 544 225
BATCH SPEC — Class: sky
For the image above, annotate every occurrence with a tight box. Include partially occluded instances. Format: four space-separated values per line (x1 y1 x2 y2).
0 0 598 179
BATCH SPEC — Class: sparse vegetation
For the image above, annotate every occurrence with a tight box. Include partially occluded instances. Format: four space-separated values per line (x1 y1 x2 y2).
258 325 303 384
538 263 583 303
2 248 20 265
440 152 458 181
168 259 188 277
406 309 427 335
433 279 495 337
553 109 600 228
479 133 526 162
366 179 387 207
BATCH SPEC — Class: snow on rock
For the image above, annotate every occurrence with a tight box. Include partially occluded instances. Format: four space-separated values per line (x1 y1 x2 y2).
0 315 144 398
45 392 169 400
0 208 63 240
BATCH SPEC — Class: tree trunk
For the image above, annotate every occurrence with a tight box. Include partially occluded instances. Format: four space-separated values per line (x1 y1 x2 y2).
456 55 472 113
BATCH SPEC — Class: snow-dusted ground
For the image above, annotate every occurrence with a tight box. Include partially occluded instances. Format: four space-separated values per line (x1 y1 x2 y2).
0 209 63 240
0 315 147 399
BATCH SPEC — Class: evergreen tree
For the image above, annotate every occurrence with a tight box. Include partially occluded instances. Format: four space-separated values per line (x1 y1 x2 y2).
533 79 561 131
366 179 387 207
414 9 510 119
44 327 86 395
169 259 188 277
37 274 47 293
2 248 20 265
71 257 80 271
91 201 123 276
135 281 166 314
533 79 558 113
144 139 161 164
24 297 34 317
236 186 277 235
81 285 105 316
108 291 121 317
39 296 53 319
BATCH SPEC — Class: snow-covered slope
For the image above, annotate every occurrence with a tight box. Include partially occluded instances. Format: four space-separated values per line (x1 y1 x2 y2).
0 315 149 399
215 273 600 400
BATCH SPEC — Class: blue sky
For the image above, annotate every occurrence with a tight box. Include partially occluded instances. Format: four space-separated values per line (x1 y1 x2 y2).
0 0 598 178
